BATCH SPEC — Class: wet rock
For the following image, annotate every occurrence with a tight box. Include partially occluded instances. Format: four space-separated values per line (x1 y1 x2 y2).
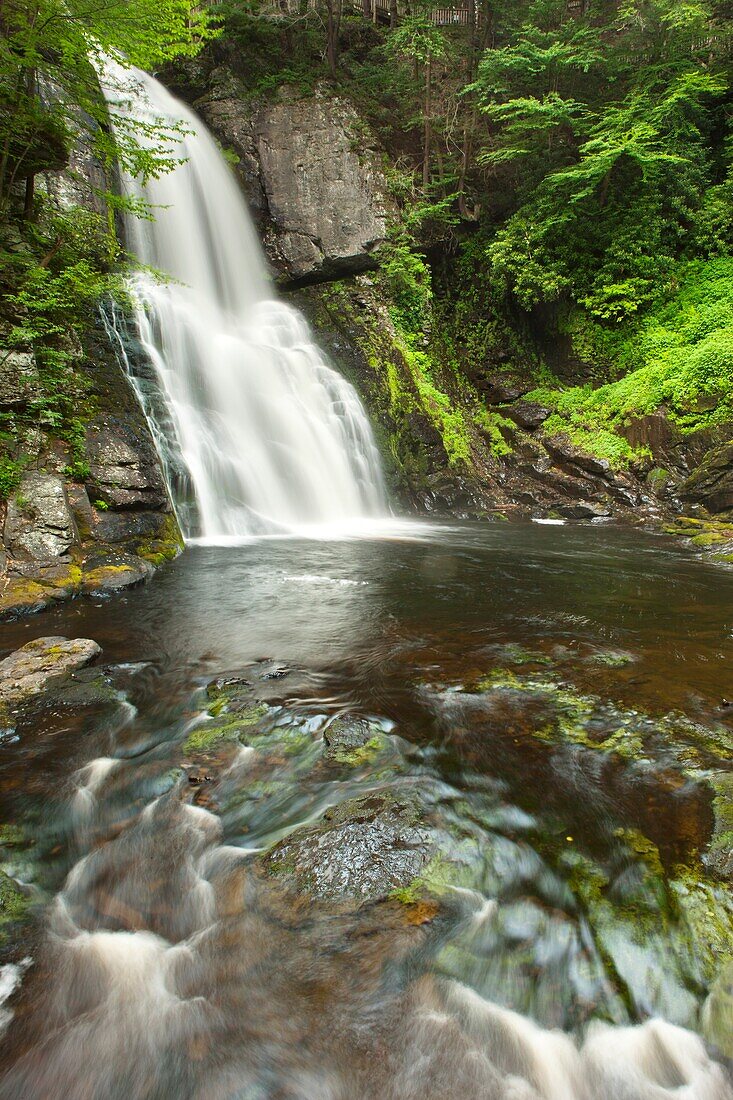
0 636 101 707
544 437 613 479
85 422 168 511
4 473 78 561
88 509 170 545
206 676 255 715
322 716 384 765
263 790 434 903
80 551 154 595
503 402 551 430
556 501 612 520
703 960 733 1057
704 775 733 883
680 441 733 515
481 375 530 405
0 868 30 949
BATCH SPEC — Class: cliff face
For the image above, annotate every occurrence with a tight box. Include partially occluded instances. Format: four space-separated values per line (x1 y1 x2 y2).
165 53 732 529
172 64 394 284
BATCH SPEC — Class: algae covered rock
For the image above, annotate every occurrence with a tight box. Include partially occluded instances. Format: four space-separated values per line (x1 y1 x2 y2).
0 636 101 708
263 789 434 903
322 716 386 766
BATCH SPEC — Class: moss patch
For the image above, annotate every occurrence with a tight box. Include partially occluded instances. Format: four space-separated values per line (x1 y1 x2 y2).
183 703 269 755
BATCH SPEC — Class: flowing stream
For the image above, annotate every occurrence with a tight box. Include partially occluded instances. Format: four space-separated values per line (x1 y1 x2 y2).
0 524 732 1098
103 66 386 539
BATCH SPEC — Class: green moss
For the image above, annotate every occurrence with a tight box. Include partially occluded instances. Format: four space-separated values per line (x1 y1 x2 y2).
330 735 385 767
183 703 268 754
135 513 184 566
498 644 553 666
589 651 635 668
0 869 29 942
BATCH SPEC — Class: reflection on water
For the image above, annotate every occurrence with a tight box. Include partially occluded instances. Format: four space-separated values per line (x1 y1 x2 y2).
0 522 731 1098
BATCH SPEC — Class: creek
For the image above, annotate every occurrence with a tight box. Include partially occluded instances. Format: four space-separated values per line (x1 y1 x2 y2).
0 522 731 1098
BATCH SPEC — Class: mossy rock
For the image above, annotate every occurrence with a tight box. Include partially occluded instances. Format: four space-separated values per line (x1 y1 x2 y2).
0 869 30 946
263 789 435 903
183 703 269 755
322 715 388 766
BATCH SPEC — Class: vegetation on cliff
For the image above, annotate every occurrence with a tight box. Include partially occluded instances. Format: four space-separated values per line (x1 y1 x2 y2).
0 0 215 499
217 0 732 477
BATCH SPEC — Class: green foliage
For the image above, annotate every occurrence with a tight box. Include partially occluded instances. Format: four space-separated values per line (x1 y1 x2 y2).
0 0 217 218
525 258 733 465
378 238 433 332
473 0 731 320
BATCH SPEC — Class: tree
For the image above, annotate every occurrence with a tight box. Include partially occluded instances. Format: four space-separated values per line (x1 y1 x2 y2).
470 0 731 317
388 17 450 189
0 0 217 221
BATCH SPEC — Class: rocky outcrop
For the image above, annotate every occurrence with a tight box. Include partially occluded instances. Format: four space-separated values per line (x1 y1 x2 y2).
0 352 40 409
0 319 183 619
193 82 393 283
85 422 169 512
4 473 78 561
681 441 733 515
0 636 101 708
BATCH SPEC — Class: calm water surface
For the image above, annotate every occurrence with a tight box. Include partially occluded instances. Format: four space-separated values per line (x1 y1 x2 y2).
0 521 731 1099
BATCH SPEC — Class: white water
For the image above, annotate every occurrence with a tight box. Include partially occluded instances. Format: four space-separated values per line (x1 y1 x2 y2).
103 67 386 539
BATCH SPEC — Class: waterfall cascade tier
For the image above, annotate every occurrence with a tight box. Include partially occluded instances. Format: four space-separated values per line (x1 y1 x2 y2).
103 67 386 539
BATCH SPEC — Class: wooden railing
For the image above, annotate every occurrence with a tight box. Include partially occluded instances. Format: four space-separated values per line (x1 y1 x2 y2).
257 0 480 25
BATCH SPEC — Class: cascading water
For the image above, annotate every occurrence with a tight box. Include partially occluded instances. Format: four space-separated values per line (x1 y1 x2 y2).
103 66 386 539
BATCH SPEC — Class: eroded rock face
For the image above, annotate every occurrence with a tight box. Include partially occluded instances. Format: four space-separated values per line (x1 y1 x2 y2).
85 422 169 511
681 441 733 515
263 790 433 902
197 86 392 282
4 473 78 561
0 636 101 707
0 351 40 409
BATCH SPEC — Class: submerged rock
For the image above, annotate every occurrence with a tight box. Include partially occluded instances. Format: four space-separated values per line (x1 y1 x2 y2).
263 790 434 903
322 716 385 766
0 636 101 707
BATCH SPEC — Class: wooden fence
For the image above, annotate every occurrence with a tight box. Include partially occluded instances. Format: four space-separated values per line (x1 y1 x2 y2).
257 0 480 25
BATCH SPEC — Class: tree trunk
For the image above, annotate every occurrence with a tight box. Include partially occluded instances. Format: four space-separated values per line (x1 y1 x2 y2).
423 53 432 190
22 174 34 220
325 0 341 76
389 0 397 28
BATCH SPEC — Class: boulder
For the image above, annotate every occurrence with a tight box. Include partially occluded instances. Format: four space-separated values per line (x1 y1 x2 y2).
4 473 78 561
504 402 551 431
544 436 613 478
0 636 101 707
80 550 154 594
322 716 383 764
0 351 40 408
263 790 433 903
482 376 530 405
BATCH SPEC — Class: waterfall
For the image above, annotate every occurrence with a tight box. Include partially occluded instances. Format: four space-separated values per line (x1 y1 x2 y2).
102 66 386 539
